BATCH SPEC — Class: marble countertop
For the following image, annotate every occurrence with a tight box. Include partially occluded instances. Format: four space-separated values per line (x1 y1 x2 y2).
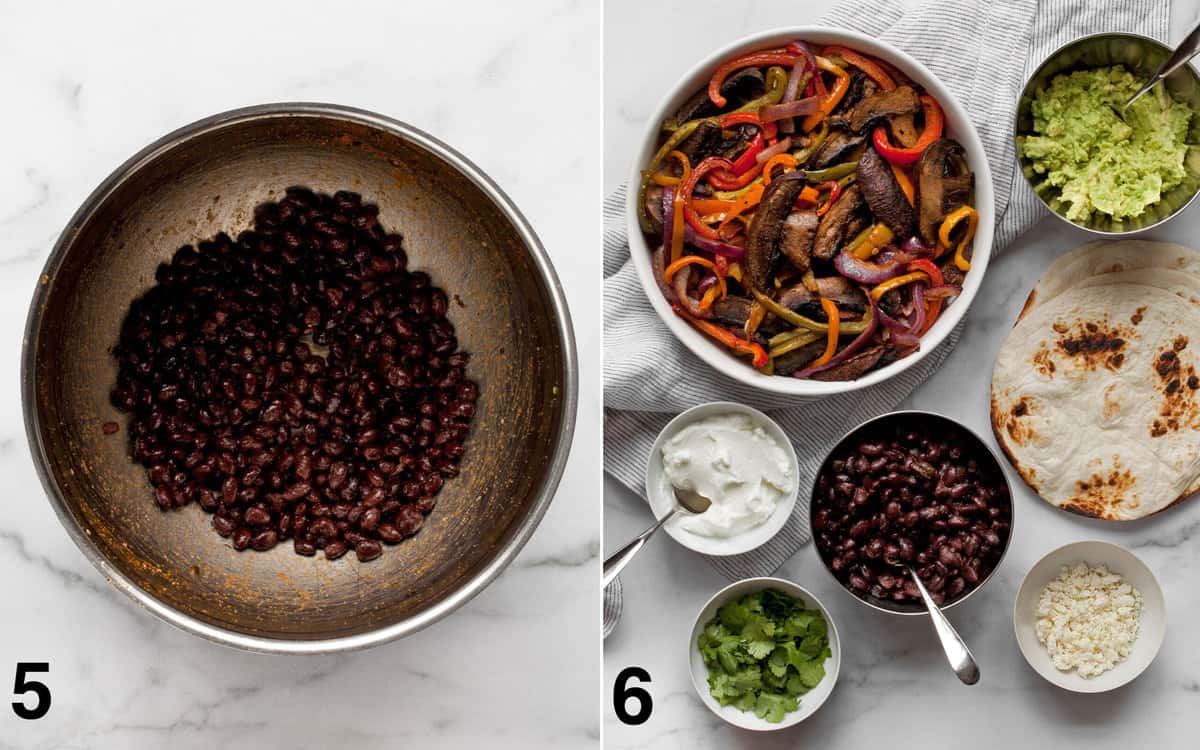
0 2 599 748
605 1 1200 747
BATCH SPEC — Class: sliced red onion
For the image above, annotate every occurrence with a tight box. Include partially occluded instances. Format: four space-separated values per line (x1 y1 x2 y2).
684 226 746 258
878 309 921 347
900 235 937 257
697 274 718 292
834 250 905 284
777 52 813 135
651 245 679 304
908 282 927 333
794 295 881 379
673 264 709 318
755 137 794 164
787 40 818 72
760 96 820 123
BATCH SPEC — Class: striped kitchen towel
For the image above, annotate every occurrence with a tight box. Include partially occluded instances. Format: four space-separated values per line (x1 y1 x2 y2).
604 0 1170 582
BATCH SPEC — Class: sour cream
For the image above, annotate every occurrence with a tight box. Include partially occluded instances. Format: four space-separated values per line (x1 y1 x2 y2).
661 413 794 538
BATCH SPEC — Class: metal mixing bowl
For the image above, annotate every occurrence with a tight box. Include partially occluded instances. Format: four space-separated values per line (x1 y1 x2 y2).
1015 32 1200 234
21 103 577 653
809 411 1013 616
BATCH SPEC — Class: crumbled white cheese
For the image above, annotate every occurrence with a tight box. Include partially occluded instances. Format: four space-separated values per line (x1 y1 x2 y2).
1035 563 1142 678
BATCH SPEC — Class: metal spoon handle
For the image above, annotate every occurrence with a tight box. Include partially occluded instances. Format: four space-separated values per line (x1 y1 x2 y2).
908 569 980 685
1127 20 1200 106
603 508 679 588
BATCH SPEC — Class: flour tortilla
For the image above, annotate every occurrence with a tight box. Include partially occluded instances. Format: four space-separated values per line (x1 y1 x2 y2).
992 282 1200 520
1018 240 1200 322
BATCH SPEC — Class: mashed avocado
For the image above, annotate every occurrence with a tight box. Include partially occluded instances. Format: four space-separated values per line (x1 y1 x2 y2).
1019 65 1194 222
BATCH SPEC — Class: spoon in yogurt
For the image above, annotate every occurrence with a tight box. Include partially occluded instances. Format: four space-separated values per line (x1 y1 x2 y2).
603 488 711 588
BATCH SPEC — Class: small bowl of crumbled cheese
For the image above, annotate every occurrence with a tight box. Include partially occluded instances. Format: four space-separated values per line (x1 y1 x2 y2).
1013 540 1166 693
646 402 799 556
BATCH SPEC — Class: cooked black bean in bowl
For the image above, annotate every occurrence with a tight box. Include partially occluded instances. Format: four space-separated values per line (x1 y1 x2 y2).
110 187 477 563
812 412 1011 610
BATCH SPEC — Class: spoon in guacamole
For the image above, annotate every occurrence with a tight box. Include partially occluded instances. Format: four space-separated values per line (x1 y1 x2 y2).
1125 20 1200 107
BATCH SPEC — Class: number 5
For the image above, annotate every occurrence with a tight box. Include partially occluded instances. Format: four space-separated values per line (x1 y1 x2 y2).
12 663 51 720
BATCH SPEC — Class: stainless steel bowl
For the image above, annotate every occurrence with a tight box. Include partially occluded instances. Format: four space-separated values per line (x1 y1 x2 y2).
21 103 577 653
1015 32 1200 235
809 411 1014 616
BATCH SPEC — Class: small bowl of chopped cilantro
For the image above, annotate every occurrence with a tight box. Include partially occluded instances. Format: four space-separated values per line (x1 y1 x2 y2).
689 578 840 730
1015 32 1200 234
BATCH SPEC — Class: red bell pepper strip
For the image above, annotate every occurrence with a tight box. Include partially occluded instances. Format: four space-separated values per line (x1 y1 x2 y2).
708 51 801 108
872 95 944 166
680 156 736 239
908 259 945 332
676 304 769 368
814 180 842 217
821 45 896 90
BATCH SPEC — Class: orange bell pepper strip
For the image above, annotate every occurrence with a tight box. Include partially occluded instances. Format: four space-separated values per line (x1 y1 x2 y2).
801 57 851 132
870 271 930 301
718 182 766 238
664 255 727 298
890 164 915 205
677 305 770 369
821 45 896 90
872 95 944 167
690 198 737 215
814 180 842 217
795 185 821 208
939 205 978 271
762 153 799 184
811 298 841 367
665 151 692 263
708 50 801 108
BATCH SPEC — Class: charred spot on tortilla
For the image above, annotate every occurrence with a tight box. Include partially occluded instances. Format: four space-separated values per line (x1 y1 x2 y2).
1012 399 1030 417
1152 343 1200 436
1053 319 1131 371
1067 460 1138 519
1032 345 1057 377
1003 397 1037 446
1018 289 1038 323
1132 306 1146 325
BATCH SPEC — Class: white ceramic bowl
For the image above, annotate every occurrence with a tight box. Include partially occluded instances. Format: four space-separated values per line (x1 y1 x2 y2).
688 577 841 731
1013 541 1166 693
626 27 995 398
645 402 798 556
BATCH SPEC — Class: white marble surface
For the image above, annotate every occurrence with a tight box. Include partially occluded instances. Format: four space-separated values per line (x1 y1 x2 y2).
605 1 1200 747
0 2 599 748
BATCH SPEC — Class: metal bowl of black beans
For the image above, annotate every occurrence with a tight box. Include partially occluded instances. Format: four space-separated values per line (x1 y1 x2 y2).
810 411 1013 615
21 103 577 652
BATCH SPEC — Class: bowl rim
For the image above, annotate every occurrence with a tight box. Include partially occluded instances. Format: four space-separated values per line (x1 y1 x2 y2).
687 576 841 731
643 401 799 556
1011 539 1166 693
20 102 578 654
807 410 1015 616
624 26 996 397
1013 30 1200 236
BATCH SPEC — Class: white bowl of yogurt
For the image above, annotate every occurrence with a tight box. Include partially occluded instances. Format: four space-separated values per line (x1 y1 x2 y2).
645 402 799 556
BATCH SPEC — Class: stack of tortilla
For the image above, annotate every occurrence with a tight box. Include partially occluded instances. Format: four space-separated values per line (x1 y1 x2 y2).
991 240 1200 520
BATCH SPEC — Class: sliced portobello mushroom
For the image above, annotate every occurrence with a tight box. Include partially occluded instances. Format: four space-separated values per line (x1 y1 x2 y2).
676 120 723 164
846 85 921 133
643 183 665 237
711 294 754 328
813 183 867 260
672 68 766 124
778 276 868 317
806 128 866 169
779 209 819 273
809 344 887 381
915 138 973 245
888 112 920 148
774 338 827 376
857 145 916 236
745 173 809 291
831 72 880 119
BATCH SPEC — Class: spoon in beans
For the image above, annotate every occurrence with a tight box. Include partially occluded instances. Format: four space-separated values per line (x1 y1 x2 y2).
906 565 980 684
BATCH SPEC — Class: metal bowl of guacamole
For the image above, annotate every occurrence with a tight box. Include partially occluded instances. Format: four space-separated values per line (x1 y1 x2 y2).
1015 32 1200 234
